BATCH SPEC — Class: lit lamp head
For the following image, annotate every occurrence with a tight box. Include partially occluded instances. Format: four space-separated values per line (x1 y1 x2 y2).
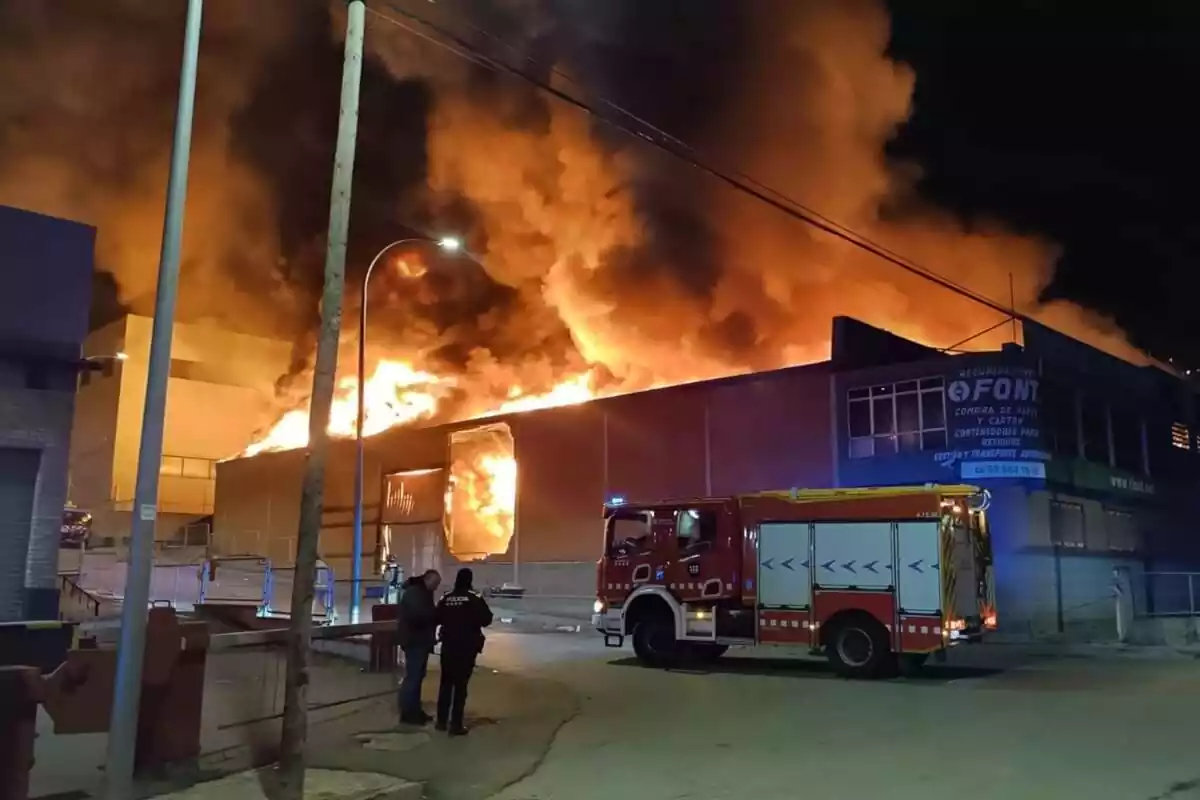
436 235 462 253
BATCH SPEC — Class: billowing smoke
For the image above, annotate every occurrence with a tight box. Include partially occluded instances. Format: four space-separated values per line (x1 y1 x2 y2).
0 0 306 335
0 0 1146 432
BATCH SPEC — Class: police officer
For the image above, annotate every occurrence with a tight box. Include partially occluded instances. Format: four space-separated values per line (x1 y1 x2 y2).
397 569 441 725
434 567 493 735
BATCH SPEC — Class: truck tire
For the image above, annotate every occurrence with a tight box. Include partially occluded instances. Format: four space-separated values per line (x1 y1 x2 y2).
825 615 890 679
631 614 681 668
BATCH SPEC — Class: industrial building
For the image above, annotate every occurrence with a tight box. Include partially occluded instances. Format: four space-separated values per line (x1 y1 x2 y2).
0 204 95 621
213 316 1200 639
68 314 293 544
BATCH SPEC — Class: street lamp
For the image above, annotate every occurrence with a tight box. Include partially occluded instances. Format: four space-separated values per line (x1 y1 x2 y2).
350 235 463 622
81 351 128 367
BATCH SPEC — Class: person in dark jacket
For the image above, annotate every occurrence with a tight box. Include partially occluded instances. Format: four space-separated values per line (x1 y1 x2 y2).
434 568 493 735
397 569 441 724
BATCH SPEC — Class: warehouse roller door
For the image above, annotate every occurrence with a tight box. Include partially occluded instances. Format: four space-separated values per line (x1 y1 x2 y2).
0 447 40 620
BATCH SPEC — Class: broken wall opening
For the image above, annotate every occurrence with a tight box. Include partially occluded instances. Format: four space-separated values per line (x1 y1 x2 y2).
447 423 516 561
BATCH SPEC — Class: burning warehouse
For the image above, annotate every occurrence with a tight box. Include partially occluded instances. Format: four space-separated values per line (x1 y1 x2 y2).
214 316 1200 638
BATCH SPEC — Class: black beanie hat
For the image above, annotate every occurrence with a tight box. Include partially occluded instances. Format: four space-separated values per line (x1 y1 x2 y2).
454 567 474 591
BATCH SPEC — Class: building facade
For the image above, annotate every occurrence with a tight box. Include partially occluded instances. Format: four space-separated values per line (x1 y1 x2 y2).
0 205 95 621
212 316 1200 638
68 315 293 544
831 320 1200 638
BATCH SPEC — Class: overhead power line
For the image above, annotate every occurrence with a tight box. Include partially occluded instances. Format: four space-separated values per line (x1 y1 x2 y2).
366 1 1022 325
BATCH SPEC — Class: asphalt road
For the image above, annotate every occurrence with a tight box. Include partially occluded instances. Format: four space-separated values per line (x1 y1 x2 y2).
55 551 1200 799
486 640 1200 800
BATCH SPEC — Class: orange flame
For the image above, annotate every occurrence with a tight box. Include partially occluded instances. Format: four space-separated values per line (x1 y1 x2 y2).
243 361 598 457
241 359 599 560
447 452 517 560
243 360 454 457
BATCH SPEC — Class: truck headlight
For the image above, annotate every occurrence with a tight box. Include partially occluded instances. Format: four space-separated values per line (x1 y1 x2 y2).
593 599 606 614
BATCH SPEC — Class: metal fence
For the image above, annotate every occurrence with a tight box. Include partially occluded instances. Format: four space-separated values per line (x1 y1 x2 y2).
203 622 396 744
1141 571 1199 617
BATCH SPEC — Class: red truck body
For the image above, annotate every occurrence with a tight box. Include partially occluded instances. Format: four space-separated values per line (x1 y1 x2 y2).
592 484 996 677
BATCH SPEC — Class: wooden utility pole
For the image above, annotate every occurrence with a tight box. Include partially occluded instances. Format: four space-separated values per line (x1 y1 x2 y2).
277 2 367 797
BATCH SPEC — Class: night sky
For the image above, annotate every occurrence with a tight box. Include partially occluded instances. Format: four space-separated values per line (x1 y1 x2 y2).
884 1 1200 366
564 0 1200 366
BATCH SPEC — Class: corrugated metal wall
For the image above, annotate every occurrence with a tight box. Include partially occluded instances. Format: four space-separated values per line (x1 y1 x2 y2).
212 363 836 574
510 364 835 564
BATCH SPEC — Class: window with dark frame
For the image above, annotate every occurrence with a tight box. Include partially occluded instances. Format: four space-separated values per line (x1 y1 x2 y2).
847 377 947 459
608 514 651 557
1104 509 1138 552
160 454 217 480
1171 422 1190 450
1110 407 1144 474
676 508 717 552
1080 397 1110 465
1049 500 1086 549
1043 382 1079 458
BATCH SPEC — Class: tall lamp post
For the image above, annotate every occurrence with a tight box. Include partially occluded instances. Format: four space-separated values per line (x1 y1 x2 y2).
350 234 461 622
104 0 203 796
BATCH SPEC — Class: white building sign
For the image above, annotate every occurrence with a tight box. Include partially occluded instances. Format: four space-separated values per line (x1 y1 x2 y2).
936 363 1049 478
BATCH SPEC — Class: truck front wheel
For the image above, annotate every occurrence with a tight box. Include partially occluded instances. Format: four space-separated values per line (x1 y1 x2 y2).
631 614 681 668
825 615 890 679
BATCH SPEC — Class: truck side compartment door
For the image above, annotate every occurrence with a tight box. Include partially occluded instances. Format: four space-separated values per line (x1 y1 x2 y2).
895 520 943 652
756 522 813 644
811 522 895 644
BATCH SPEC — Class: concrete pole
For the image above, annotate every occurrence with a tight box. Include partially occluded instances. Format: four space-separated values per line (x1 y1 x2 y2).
277 2 365 796
103 1 203 796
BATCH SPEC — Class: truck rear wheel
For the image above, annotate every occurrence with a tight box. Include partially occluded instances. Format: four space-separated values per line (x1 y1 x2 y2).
631 614 680 668
826 615 890 679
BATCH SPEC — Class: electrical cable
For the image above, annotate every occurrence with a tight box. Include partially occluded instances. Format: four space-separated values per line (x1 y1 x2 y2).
365 0 1024 324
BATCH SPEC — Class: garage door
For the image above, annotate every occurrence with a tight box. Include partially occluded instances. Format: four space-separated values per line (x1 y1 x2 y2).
0 447 40 621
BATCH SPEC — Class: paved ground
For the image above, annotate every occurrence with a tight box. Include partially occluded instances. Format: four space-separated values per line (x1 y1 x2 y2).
30 629 588 800
149 768 419 800
31 625 1200 800
46 552 1200 799
491 643 1200 800
31 645 400 798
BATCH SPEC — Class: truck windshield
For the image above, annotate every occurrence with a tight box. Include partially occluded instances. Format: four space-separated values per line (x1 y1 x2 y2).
606 511 652 557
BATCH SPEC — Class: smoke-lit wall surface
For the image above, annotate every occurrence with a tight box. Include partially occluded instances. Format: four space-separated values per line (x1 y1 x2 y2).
831 322 1200 638
69 315 293 542
0 204 94 620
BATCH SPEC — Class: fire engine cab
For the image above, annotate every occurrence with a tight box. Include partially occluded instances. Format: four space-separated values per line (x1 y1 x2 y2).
593 484 996 678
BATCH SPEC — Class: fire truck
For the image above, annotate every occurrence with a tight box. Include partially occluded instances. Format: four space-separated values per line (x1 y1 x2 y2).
592 484 996 678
